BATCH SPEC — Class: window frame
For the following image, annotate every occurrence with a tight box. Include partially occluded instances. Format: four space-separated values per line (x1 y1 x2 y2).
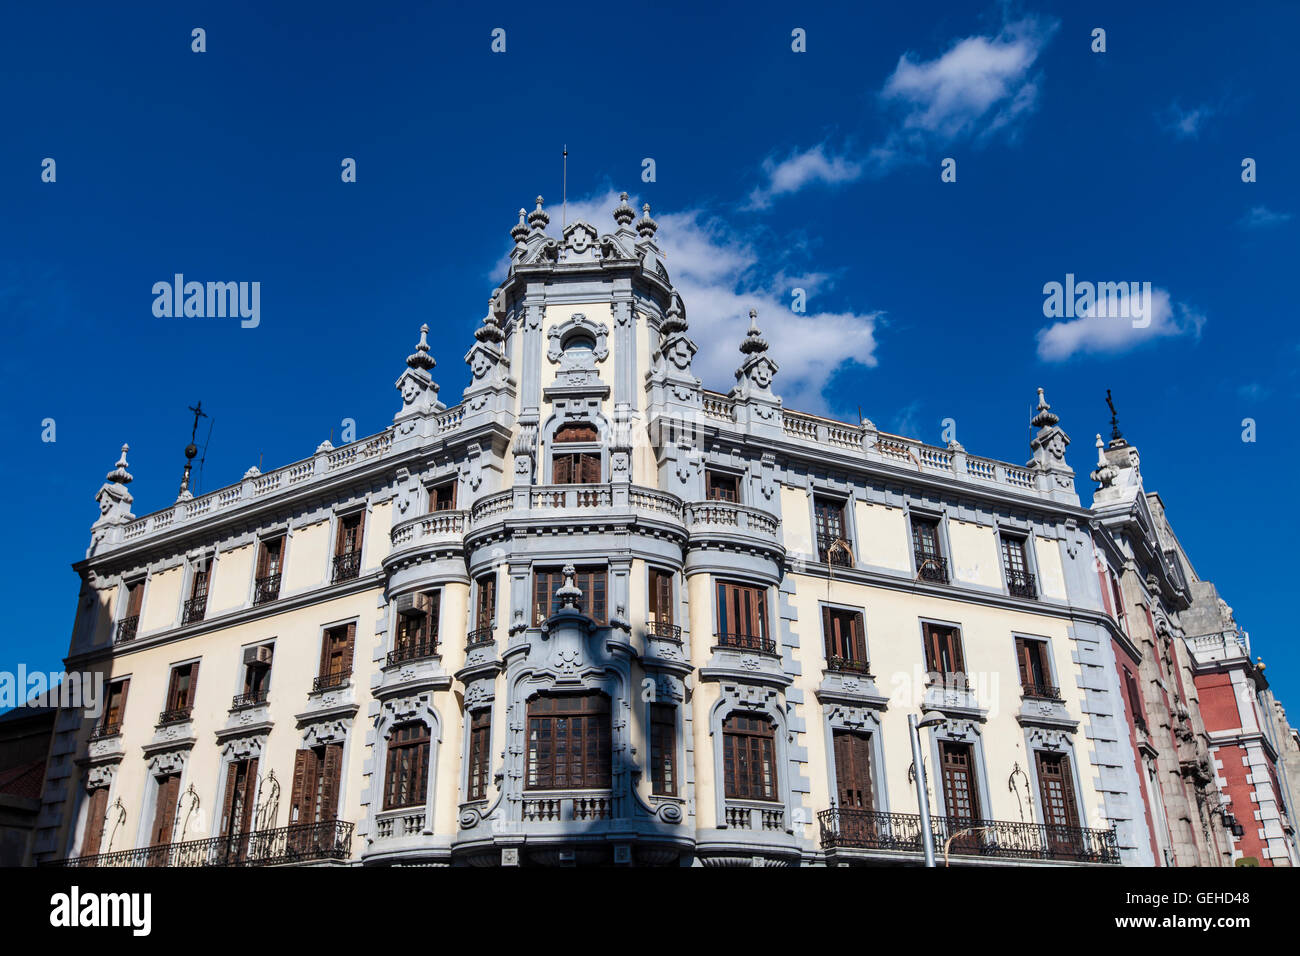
525 692 612 791
919 619 966 684
714 579 771 651
382 721 432 810
704 469 741 503
821 604 869 672
721 712 778 802
532 566 607 625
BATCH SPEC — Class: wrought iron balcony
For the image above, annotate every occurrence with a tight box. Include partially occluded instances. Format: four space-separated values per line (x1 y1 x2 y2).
386 639 439 667
1007 569 1037 599
89 722 122 740
914 551 949 583
717 632 778 655
465 626 495 649
646 620 683 641
826 655 872 675
332 550 362 583
312 670 350 693
49 820 355 868
157 706 193 725
253 573 281 605
230 690 269 710
1021 681 1062 701
818 806 1119 864
181 596 207 625
817 536 855 567
114 615 139 643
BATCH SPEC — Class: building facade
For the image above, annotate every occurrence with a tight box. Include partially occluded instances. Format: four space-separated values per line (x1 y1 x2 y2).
31 192 1287 867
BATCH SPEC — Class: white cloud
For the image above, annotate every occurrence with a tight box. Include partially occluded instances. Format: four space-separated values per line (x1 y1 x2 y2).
521 190 882 415
1161 101 1215 139
1036 287 1205 362
869 15 1057 169
1240 205 1292 228
746 145 863 209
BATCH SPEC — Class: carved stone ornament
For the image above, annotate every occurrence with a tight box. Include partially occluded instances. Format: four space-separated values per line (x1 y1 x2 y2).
547 314 609 364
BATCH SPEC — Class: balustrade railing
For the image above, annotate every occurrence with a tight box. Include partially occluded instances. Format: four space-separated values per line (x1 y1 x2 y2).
51 820 355 868
717 632 778 655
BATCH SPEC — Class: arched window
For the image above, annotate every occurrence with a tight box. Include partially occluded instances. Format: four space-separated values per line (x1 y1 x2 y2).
526 693 611 790
722 713 777 801
383 722 431 809
552 422 601 484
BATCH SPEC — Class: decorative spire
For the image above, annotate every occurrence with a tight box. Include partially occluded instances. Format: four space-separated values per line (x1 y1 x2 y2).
510 207 529 245
407 323 437 371
636 202 658 239
613 191 636 227
177 401 207 501
475 300 505 345
527 195 550 233
1089 434 1117 488
738 308 768 355
106 444 133 485
1106 388 1123 441
1031 387 1059 429
660 292 688 335
556 562 583 610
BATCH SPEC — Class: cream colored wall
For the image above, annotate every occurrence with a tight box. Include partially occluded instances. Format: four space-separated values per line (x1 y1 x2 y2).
633 312 658 487
430 581 469 834
364 502 392 571
853 501 910 572
141 567 181 632
781 486 813 556
686 571 719 828
1034 536 1067 599
210 544 252 613
538 304 615 420
949 520 1002 588
284 519 328 594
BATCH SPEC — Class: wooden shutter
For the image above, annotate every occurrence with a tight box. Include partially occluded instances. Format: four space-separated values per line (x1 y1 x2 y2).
82 788 109 857
1014 637 1032 689
288 749 317 824
320 743 343 822
219 762 241 837
125 582 144 617
151 775 181 845
342 623 356 675
651 569 673 625
105 679 129 727
186 662 199 707
940 743 979 822
552 454 572 484
833 730 874 810
580 453 600 484
477 575 495 629
1035 751 1080 830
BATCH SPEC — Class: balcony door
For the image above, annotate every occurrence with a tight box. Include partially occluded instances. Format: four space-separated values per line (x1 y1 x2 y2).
939 741 981 850
148 773 182 863
220 757 259 860
552 422 601 484
1035 751 1081 854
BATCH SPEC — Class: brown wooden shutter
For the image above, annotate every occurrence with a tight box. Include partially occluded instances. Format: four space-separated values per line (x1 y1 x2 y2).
82 788 109 857
289 749 316 824
240 757 259 835
151 775 181 845
1014 637 1032 688
581 453 600 483
320 743 343 822
552 454 571 484
219 762 241 837
126 582 144 617
343 623 356 675
833 730 874 810
187 662 199 707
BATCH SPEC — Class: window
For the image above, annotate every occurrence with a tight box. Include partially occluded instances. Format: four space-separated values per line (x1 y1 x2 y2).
650 704 677 796
117 581 144 641
911 517 947 582
99 678 129 735
648 568 675 634
722 714 777 801
1001 535 1035 598
383 723 431 810
254 537 284 604
474 575 496 633
467 710 492 800
1122 667 1147 733
1035 751 1080 836
526 693 611 790
716 580 770 651
922 622 965 683
1015 637 1056 699
289 744 343 825
162 662 198 721
81 787 110 857
394 592 439 662
705 470 739 502
220 757 259 850
832 730 874 810
333 512 365 582
533 567 607 624
149 774 182 848
939 742 981 826
183 562 209 624
814 496 853 566
429 481 457 512
238 645 273 705
316 623 355 691
552 422 601 484
822 607 868 673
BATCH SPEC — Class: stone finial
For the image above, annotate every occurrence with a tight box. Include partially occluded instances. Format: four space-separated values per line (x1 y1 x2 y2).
1031 387 1059 429
407 323 437 371
528 195 550 233
636 202 658 239
475 301 505 345
660 293 688 335
510 207 530 245
1089 434 1117 488
613 191 636 227
739 309 768 355
106 444 133 485
556 562 583 610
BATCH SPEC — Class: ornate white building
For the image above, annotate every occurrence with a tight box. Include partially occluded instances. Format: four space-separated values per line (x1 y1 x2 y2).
35 193 1159 867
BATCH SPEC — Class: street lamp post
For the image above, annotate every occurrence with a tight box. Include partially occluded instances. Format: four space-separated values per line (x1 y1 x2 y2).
909 711 947 868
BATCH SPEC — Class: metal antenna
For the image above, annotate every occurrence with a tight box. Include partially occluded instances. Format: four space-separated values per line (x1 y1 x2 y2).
562 145 568 232
195 415 215 495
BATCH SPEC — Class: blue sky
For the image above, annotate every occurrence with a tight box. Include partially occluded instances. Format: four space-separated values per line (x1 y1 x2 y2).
2 1 1297 706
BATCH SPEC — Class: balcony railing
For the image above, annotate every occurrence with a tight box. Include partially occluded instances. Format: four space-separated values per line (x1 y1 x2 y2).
914 551 949 583
157 706 193 725
646 620 683 641
465 626 495 648
253 573 282 605
114 615 139 643
826 655 871 675
181 595 207 625
312 670 351 693
1021 681 1062 701
230 690 269 710
89 722 122 741
1007 569 1037 599
332 550 362 584
386 639 439 667
818 807 1119 864
817 537 854 567
50 820 355 868
717 632 778 655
